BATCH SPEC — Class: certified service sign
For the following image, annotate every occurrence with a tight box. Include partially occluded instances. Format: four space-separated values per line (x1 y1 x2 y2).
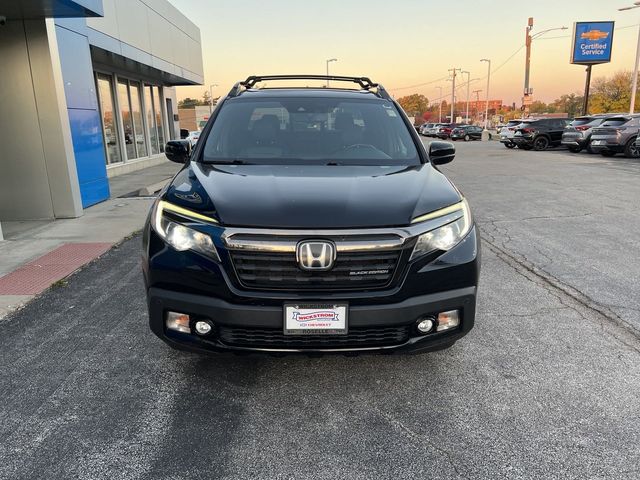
571 21 615 65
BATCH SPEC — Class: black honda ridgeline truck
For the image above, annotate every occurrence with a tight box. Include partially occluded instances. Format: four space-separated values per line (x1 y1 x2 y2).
142 75 480 355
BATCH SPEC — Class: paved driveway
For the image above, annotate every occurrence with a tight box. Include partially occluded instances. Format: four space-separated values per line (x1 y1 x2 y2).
1 143 638 479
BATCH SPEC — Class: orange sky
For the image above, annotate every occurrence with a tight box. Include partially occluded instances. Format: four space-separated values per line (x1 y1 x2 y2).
169 0 639 106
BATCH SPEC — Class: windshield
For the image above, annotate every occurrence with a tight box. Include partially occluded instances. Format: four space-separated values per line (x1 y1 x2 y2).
201 97 420 165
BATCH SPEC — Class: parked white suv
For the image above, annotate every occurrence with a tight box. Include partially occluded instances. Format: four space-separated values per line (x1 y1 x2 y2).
499 119 526 149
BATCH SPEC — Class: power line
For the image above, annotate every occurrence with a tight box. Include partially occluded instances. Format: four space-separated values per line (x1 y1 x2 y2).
388 75 450 92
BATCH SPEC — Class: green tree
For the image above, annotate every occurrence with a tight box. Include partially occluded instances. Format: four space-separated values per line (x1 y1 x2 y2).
590 71 637 113
553 93 584 117
529 101 550 114
178 97 200 108
397 94 430 116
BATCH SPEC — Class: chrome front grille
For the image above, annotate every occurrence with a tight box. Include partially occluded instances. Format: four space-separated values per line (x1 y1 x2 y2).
230 250 401 290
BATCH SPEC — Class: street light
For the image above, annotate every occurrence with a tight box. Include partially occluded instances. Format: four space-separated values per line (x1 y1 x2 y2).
436 86 443 123
619 2 640 113
480 59 491 130
523 18 568 115
209 83 218 114
326 58 338 86
462 71 471 123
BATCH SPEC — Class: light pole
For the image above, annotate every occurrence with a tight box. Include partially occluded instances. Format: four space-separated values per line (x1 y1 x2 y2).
480 59 491 129
209 83 218 114
326 58 338 86
448 68 461 122
462 70 471 123
436 86 443 122
620 2 640 113
523 19 568 115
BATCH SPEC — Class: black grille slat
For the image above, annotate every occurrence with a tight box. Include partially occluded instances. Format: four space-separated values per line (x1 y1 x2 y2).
230 250 401 290
219 325 410 348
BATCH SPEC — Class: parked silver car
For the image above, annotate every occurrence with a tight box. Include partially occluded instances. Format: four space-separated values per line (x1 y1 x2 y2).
498 119 526 149
590 115 640 158
561 114 614 153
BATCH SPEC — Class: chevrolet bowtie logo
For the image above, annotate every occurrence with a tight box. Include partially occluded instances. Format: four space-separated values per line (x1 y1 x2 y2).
296 241 336 271
581 29 609 41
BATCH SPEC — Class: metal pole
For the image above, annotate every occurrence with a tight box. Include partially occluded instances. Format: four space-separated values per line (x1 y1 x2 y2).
436 86 443 122
473 89 482 122
631 23 640 113
449 68 457 122
326 60 329 87
582 65 593 116
480 59 491 129
524 17 533 116
462 71 470 123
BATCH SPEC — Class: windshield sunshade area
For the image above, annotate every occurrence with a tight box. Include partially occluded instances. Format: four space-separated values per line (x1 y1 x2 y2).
201 97 420 165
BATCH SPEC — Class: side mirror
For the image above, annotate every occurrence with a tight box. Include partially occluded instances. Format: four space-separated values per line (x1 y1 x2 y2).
429 141 455 165
165 140 191 164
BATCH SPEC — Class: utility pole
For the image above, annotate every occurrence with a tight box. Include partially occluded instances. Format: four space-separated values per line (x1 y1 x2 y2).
480 59 491 129
462 71 471 123
523 17 534 117
448 68 461 122
436 86 443 122
473 89 482 122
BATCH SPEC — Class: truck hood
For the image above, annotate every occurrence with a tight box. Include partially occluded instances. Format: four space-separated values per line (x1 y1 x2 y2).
164 163 461 229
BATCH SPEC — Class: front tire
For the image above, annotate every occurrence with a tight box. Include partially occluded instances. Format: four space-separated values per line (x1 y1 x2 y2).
568 146 582 153
464 134 470 141
505 143 515 149
533 136 550 151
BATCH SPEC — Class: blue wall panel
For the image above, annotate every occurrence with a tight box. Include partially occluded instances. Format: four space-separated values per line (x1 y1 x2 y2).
55 21 110 208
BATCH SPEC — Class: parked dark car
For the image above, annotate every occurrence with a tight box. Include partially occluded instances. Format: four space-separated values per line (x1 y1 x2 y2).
511 118 572 151
450 125 483 141
436 123 465 139
142 75 480 356
590 115 640 158
561 114 615 153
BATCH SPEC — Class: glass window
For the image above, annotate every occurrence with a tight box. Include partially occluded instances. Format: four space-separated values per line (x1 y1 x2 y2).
145 85 159 155
96 74 122 164
118 80 136 160
202 98 420 165
152 87 165 152
129 82 147 158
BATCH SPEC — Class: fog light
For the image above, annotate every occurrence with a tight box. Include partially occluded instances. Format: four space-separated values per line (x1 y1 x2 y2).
194 320 214 335
437 310 460 332
166 311 191 333
416 317 435 334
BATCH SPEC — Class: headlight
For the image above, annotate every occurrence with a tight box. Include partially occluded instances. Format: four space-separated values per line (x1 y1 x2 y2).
410 199 472 261
153 200 220 260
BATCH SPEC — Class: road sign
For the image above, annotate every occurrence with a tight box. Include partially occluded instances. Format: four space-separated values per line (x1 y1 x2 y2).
571 21 615 65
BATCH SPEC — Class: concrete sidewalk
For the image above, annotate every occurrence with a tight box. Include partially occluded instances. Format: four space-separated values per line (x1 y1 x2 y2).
0 160 181 318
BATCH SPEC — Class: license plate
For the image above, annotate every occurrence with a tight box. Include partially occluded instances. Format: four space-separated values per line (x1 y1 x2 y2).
592 140 605 145
284 303 348 335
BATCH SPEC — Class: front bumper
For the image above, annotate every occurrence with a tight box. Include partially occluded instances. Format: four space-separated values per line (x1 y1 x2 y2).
148 286 477 355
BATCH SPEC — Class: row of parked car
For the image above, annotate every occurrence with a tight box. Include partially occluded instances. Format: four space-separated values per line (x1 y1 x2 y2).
498 114 640 158
419 123 484 141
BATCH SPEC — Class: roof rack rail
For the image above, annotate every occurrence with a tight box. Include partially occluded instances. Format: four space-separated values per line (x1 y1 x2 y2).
226 75 392 101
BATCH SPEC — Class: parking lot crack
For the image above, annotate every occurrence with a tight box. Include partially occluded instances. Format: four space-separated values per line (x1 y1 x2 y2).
375 409 470 479
481 235 640 354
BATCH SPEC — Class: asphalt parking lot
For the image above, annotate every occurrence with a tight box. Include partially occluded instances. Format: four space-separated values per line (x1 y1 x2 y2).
1 141 639 480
